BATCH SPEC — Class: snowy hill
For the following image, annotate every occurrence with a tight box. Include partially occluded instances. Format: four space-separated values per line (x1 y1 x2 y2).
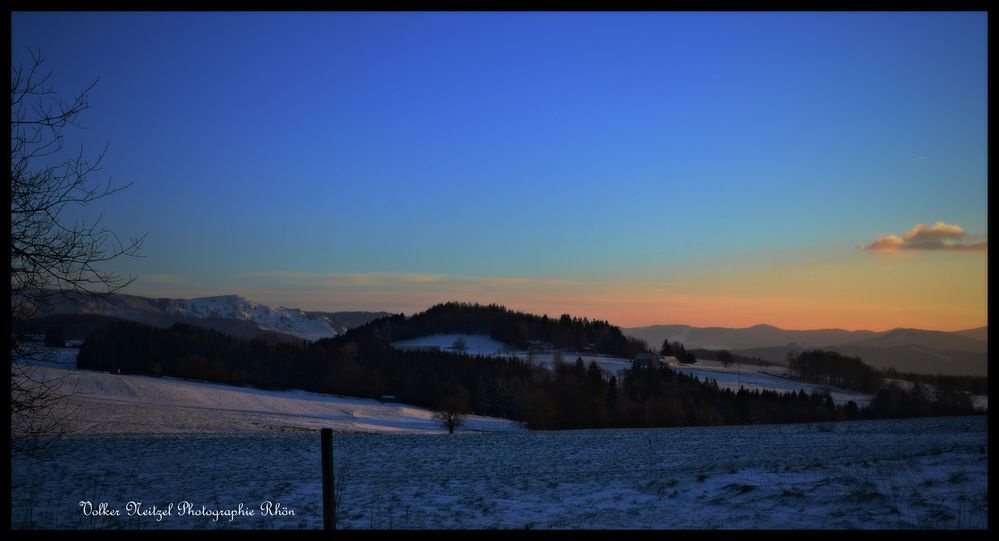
171 295 341 341
22 290 392 342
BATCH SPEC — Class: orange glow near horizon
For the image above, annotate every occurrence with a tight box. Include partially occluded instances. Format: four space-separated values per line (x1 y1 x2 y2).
132 248 987 332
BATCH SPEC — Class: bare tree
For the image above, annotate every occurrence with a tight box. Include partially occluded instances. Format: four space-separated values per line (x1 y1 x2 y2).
451 336 467 353
10 50 144 457
433 395 469 434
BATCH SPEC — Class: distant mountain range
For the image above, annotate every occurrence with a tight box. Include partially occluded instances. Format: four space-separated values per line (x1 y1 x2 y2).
625 324 988 376
18 291 393 342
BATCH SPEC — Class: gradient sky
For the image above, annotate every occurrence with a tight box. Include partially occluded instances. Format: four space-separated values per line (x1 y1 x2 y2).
10 12 988 331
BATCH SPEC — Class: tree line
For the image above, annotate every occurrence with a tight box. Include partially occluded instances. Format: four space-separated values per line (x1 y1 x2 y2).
785 350 882 393
779 350 975 413
690 348 769 367
374 302 649 358
878 367 988 396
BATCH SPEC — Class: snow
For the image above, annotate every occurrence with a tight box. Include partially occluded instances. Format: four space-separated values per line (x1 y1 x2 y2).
15 347 80 369
13 349 519 435
972 395 988 410
676 359 875 407
677 360 987 412
46 292 347 341
175 295 340 341
388 337 874 406
10 416 987 529
388 339 990 412
531 352 635 377
12 350 986 529
392 334 513 356
390 334 634 375
883 378 989 412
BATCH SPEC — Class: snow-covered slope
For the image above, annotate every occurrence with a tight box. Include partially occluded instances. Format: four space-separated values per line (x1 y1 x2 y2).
390 334 636 375
172 295 341 341
26 290 380 341
392 333 514 355
676 359 875 407
15 350 519 435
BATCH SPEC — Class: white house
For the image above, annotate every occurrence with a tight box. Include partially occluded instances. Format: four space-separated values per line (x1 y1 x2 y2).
633 353 681 369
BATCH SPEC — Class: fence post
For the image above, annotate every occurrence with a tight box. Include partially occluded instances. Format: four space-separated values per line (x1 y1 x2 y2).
321 428 335 530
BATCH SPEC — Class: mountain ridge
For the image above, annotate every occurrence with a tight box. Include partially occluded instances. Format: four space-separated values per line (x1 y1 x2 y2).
21 290 393 342
625 323 986 349
624 323 988 376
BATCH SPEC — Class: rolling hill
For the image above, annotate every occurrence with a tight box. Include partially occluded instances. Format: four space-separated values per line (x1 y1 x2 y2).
17 290 392 342
625 323 988 376
624 324 881 351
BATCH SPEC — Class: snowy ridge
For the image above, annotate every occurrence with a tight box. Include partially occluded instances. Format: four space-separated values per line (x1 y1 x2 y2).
34 290 349 341
172 295 342 341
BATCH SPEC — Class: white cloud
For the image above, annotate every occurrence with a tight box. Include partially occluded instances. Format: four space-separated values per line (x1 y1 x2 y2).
865 222 986 252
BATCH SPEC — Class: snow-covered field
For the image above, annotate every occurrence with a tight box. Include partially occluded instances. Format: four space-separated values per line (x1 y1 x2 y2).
392 333 514 356
392 336 875 406
13 349 518 435
390 337 989 411
12 349 987 529
677 360 876 407
391 334 634 374
11 417 987 529
884 377 989 412
676 361 987 411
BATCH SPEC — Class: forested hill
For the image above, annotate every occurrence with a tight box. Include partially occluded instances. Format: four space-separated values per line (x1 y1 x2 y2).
320 302 650 358
78 305 979 430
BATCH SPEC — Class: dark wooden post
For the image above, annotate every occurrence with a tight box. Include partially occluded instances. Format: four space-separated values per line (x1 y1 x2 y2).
321 428 335 530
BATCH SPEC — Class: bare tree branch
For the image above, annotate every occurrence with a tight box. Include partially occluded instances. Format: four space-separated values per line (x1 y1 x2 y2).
10 50 144 457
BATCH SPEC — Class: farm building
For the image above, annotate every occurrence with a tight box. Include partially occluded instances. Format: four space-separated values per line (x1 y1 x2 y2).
632 352 662 368
632 354 682 368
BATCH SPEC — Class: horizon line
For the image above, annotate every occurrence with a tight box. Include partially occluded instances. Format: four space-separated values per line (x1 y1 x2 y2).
61 288 987 335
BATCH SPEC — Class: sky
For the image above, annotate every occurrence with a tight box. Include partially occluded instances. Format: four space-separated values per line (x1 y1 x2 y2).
10 12 988 331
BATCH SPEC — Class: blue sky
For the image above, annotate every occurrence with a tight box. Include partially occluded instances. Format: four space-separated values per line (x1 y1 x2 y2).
10 12 988 329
